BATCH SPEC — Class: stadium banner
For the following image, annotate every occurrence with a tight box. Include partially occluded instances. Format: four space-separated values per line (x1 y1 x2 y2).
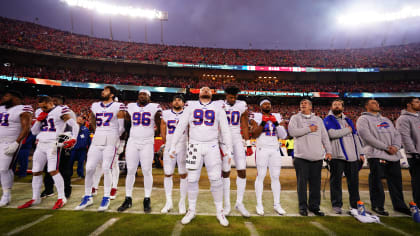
0 75 186 93
168 62 380 72
191 89 340 97
344 92 420 98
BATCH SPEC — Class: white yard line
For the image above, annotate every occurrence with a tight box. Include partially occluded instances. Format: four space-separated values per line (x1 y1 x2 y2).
244 222 259 236
89 218 119 236
380 223 411 236
5 214 52 236
170 220 184 236
310 221 336 236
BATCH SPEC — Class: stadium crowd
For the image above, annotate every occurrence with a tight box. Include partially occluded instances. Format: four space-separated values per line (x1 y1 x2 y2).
1 17 420 68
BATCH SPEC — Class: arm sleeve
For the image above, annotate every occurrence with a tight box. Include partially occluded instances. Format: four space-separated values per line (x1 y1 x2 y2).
276 116 288 139
118 118 125 136
66 118 80 140
31 121 42 135
218 108 233 154
169 107 190 151
396 117 416 153
327 128 352 139
288 115 311 138
356 117 388 150
320 120 332 153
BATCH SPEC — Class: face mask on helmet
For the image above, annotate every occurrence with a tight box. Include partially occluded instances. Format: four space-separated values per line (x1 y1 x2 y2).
56 132 72 148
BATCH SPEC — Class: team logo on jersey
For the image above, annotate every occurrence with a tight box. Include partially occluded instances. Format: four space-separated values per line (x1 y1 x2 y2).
377 122 390 129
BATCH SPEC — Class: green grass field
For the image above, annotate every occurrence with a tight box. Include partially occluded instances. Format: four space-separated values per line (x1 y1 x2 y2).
1 168 419 235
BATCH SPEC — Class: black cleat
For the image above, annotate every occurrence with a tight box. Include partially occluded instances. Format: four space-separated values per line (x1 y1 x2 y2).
143 197 151 213
41 190 54 199
117 197 132 212
309 209 325 216
372 207 389 216
394 207 411 216
299 209 308 216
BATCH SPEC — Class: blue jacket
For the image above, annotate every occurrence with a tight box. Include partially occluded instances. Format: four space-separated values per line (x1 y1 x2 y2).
21 133 36 149
74 126 91 150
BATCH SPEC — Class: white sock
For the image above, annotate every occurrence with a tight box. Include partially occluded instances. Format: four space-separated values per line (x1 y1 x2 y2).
103 169 112 197
144 171 153 198
112 161 119 189
270 173 281 206
236 177 246 205
188 181 199 211
125 173 135 197
7 169 13 189
223 177 230 208
52 173 65 199
255 175 265 206
0 170 12 197
85 167 95 196
211 179 224 212
164 176 173 202
180 177 187 202
32 175 43 200
93 165 102 189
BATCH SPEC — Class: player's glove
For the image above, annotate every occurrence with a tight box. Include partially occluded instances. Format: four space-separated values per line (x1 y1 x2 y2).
169 146 177 159
245 140 253 156
269 115 279 127
36 112 48 121
261 115 270 126
117 140 126 155
4 141 19 155
63 139 76 149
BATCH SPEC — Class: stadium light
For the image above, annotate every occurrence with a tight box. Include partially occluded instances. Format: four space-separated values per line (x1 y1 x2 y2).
338 6 420 26
61 0 168 20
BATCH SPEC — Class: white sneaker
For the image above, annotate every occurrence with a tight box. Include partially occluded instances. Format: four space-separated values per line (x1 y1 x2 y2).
256 204 264 216
178 201 186 214
161 201 173 213
97 197 110 212
0 195 11 207
75 195 93 210
224 204 231 216
217 211 229 227
274 205 286 215
181 210 196 225
235 203 250 218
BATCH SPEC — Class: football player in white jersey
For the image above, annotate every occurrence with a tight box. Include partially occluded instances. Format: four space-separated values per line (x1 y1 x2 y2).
217 86 253 217
19 96 78 210
160 95 188 214
0 91 32 207
75 86 126 211
169 87 233 226
250 98 288 216
117 89 161 213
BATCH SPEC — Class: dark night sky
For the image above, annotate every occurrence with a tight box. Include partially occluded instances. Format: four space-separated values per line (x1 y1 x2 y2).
1 0 419 49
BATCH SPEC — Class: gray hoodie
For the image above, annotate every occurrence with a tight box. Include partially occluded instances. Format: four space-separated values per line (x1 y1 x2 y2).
325 111 364 162
288 112 332 161
356 112 402 162
396 110 420 158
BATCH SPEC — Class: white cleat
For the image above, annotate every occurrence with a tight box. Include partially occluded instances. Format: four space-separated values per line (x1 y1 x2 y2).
0 195 11 207
161 201 173 213
274 205 286 215
178 201 186 214
75 196 93 210
223 204 231 216
256 204 264 216
217 211 229 227
181 210 196 225
235 203 250 218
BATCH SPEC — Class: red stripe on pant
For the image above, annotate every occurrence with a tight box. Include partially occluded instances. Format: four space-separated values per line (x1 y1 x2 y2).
56 148 62 171
109 148 117 169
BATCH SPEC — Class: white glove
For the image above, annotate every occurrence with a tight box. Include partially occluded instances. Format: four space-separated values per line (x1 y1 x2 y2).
169 146 177 159
4 141 19 155
117 140 126 155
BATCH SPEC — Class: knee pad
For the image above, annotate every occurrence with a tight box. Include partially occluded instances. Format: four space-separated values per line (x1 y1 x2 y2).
142 167 152 177
126 167 137 176
210 178 222 191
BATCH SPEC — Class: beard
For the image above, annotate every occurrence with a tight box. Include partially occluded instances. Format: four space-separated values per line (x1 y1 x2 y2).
173 105 182 110
100 94 110 101
200 95 211 99
138 99 148 105
332 109 343 116
262 109 271 114
0 100 13 108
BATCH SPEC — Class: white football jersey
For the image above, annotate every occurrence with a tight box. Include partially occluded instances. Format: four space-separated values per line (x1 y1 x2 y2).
162 109 187 147
91 101 126 136
180 100 231 144
36 105 72 141
251 113 287 147
216 100 247 137
0 104 33 141
127 102 161 143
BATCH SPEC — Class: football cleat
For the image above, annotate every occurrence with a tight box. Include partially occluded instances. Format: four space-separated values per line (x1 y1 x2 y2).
75 195 93 210
98 197 110 212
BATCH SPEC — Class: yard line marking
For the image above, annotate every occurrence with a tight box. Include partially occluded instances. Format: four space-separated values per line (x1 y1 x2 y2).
310 221 336 236
89 218 119 236
5 214 52 236
245 222 259 236
171 220 184 236
380 223 411 236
